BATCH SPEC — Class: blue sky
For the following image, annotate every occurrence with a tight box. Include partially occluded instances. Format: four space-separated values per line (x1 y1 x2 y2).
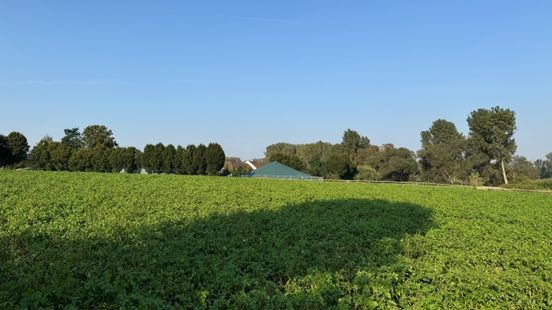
1 1 551 160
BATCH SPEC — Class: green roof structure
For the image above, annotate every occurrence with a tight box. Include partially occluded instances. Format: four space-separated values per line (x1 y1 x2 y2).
248 162 322 180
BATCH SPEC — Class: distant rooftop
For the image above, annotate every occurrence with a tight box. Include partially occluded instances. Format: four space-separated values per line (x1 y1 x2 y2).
248 162 321 180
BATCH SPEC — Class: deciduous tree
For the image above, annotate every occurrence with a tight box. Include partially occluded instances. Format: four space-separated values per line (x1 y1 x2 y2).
509 156 539 182
0 135 10 167
535 153 552 179
61 128 84 149
6 131 30 166
28 137 55 170
341 129 370 160
418 119 468 183
467 106 516 185
365 144 418 181
83 125 118 149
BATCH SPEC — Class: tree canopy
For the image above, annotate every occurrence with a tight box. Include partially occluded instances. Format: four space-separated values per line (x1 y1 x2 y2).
206 143 226 175
418 119 468 183
83 125 118 149
18 125 226 176
467 106 516 184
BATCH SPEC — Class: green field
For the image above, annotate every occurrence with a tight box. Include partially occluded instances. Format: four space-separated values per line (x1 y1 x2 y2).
505 179 552 191
1 171 551 308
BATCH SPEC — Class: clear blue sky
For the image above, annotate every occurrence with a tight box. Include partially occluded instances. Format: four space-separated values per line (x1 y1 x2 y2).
1 1 551 160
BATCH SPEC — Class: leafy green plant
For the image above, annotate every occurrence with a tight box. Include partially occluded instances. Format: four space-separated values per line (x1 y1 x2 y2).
0 171 551 308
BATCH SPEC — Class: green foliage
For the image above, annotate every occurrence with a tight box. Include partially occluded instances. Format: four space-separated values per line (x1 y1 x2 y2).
162 144 176 174
1 171 551 308
418 119 468 184
185 144 198 175
174 146 187 174
61 128 84 149
535 153 552 179
341 129 370 160
265 130 421 181
268 153 306 172
28 137 55 170
6 132 30 165
355 165 380 181
468 172 485 186
326 152 355 179
152 143 165 173
82 125 118 149
205 143 226 175
509 156 539 182
0 135 11 167
141 144 156 173
307 156 328 177
89 147 112 172
265 141 339 177
265 143 297 159
0 132 30 167
467 106 517 184
109 147 140 173
504 179 552 191
4 125 226 177
467 106 517 159
49 142 73 171
195 144 207 175
68 148 93 172
365 144 419 181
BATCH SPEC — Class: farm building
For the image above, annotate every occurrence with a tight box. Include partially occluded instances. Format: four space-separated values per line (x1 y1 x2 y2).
247 161 322 180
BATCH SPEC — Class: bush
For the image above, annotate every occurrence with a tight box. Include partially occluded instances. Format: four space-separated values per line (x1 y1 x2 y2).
355 165 379 181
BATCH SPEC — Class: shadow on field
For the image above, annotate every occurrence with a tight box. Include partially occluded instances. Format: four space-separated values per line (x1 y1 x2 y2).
1 199 435 308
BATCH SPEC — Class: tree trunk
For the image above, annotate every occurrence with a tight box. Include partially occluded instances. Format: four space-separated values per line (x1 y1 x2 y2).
501 159 509 185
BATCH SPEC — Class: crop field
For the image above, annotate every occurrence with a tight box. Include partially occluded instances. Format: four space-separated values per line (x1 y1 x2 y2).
505 179 552 191
1 171 551 308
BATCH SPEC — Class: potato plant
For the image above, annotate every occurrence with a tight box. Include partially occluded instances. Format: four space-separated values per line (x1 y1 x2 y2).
1 171 551 308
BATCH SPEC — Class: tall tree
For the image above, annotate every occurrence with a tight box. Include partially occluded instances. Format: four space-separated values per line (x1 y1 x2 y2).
110 147 140 173
195 144 207 175
509 156 539 182
152 143 165 173
265 143 297 160
28 136 55 170
418 119 468 183
467 106 517 185
49 142 73 171
0 135 10 167
82 125 118 149
174 146 186 174
89 147 112 172
142 144 156 173
326 152 355 180
365 144 419 181
69 148 93 172
61 128 84 149
162 144 176 174
185 145 197 175
341 129 370 160
546 153 552 178
205 143 226 175
6 131 30 165
535 153 552 179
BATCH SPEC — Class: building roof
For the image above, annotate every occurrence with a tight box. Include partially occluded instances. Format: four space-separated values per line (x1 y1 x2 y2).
248 161 320 180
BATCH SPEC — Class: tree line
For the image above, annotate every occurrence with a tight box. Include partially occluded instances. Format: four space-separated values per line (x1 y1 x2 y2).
0 125 226 175
1 106 551 185
262 106 552 185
